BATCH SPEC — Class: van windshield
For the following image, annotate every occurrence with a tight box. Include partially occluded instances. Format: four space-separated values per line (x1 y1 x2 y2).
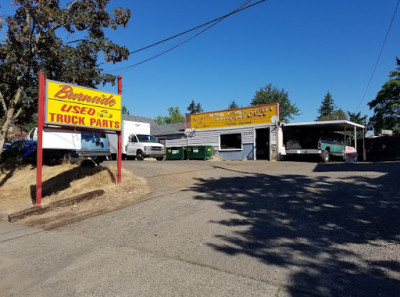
137 134 158 143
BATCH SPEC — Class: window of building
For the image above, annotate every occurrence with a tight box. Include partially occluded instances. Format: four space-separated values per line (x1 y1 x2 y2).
220 133 242 150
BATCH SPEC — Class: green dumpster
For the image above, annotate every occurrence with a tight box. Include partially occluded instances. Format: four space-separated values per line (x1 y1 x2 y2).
186 145 213 160
166 147 186 160
205 146 213 158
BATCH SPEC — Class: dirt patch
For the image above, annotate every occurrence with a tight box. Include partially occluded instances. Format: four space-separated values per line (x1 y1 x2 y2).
0 163 150 227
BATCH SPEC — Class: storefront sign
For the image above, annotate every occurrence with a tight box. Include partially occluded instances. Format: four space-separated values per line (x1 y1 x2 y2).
186 103 278 130
45 80 121 131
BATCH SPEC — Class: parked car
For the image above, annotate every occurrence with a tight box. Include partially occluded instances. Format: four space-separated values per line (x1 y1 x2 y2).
1 140 78 164
2 143 11 152
1 140 37 162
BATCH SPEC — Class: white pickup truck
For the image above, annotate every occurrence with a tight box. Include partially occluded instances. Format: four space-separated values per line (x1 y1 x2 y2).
125 134 165 161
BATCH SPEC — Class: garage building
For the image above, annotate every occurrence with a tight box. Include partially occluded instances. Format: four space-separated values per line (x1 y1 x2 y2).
158 103 280 161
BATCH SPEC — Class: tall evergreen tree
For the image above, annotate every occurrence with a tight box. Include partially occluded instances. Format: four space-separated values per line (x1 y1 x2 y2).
187 100 203 114
317 91 336 120
229 101 239 109
122 105 130 115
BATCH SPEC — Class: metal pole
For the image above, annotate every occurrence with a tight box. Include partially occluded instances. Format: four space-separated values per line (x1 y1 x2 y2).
117 76 122 184
363 116 367 161
36 72 45 204
276 122 279 161
276 103 280 161
344 124 347 163
354 126 357 151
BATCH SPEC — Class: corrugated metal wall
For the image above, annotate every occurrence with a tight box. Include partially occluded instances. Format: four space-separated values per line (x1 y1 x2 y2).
165 135 186 147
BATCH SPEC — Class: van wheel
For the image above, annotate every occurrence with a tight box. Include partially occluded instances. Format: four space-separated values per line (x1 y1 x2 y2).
156 157 163 161
321 150 330 163
136 151 144 161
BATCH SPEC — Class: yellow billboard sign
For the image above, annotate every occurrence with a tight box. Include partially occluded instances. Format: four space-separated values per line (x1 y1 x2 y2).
45 80 121 131
186 103 279 130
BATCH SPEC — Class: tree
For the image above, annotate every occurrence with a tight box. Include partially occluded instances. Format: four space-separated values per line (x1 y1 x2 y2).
347 111 366 139
251 83 300 122
317 91 336 120
229 101 239 109
187 100 203 114
318 109 347 121
368 58 400 134
316 91 348 121
154 115 165 125
0 0 131 150
155 107 185 125
122 105 130 115
347 111 365 125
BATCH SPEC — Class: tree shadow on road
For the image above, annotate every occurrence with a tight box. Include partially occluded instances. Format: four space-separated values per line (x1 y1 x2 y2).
189 162 400 297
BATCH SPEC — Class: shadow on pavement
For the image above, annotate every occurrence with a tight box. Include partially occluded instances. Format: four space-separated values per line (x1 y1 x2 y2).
189 162 400 297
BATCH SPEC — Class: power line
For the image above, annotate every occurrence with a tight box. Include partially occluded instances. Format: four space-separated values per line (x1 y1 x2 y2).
129 0 255 55
106 0 267 71
356 0 400 113
121 16 225 69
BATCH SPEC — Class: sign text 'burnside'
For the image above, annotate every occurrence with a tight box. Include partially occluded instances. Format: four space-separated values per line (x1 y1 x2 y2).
46 81 121 130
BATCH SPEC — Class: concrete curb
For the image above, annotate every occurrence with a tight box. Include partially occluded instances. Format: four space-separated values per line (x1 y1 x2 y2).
8 189 105 223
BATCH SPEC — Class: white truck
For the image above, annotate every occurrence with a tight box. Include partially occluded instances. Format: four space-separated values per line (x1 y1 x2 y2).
108 120 165 161
28 128 111 163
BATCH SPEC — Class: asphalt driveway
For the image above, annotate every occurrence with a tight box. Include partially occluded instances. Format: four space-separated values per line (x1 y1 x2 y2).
1 160 400 297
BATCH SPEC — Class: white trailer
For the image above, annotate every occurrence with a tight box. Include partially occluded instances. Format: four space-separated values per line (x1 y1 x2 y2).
28 128 111 163
108 120 150 159
28 128 80 149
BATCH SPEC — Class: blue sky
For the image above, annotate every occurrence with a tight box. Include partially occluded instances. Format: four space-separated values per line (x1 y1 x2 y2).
101 0 400 124
3 0 400 124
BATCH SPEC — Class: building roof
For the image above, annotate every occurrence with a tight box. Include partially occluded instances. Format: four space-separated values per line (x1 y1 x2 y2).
121 114 185 136
282 120 365 131
122 114 156 125
151 122 185 136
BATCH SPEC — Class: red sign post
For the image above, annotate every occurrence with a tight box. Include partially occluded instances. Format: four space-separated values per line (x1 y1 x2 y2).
36 72 46 204
117 76 122 184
